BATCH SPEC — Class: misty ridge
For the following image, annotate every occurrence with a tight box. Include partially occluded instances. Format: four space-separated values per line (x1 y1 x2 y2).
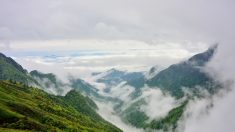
1 0 235 132
1 44 235 132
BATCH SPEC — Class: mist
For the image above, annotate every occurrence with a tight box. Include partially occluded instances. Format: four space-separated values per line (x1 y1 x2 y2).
95 101 144 132
140 88 179 120
176 43 235 132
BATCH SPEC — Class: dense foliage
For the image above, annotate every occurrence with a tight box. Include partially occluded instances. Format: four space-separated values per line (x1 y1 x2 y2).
0 53 36 85
0 81 121 132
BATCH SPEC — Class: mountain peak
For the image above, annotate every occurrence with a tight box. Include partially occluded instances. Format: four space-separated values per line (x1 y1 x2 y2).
187 44 218 66
0 52 27 74
107 68 123 73
0 52 35 84
147 45 219 97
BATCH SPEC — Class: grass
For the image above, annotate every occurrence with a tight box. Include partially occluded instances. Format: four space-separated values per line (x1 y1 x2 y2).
0 80 122 132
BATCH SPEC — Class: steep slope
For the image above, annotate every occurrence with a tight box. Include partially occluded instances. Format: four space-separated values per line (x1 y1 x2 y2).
0 80 121 132
29 70 120 104
30 70 100 97
0 53 36 85
146 45 219 97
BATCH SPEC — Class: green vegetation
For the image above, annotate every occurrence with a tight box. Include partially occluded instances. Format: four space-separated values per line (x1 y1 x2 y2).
146 101 187 131
0 80 121 132
69 78 100 98
121 99 187 131
0 53 36 85
147 46 218 98
121 99 149 128
0 46 219 131
30 70 58 85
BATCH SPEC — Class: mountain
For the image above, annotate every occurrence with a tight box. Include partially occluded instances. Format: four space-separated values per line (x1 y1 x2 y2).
0 80 121 132
120 100 187 131
29 70 121 104
0 53 36 85
69 77 101 98
146 45 219 97
145 65 162 80
0 53 122 131
0 53 66 95
0 46 221 132
30 70 101 97
95 68 145 92
30 70 70 95
116 45 221 131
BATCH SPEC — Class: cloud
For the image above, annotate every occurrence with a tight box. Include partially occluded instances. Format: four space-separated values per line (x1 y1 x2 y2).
9 41 208 80
108 82 135 102
176 43 235 132
140 88 179 120
32 76 71 96
0 41 9 51
1 0 234 43
95 101 144 132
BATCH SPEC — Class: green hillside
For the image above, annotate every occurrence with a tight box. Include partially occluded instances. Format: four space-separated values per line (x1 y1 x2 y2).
0 80 121 132
147 45 219 98
0 53 36 85
119 46 219 130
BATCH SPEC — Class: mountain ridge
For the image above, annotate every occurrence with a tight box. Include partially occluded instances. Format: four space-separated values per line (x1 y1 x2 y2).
146 45 219 97
0 53 122 132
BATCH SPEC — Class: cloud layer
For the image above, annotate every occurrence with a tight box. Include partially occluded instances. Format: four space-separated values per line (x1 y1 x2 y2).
1 0 234 43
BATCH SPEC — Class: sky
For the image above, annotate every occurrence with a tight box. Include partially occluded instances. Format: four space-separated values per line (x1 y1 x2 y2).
1 0 233 75
2 0 234 77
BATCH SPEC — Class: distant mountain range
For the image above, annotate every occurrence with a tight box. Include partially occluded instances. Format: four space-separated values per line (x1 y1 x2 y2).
88 45 221 131
146 45 219 97
0 45 221 131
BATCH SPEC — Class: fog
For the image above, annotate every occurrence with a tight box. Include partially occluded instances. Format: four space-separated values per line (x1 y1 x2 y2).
176 44 235 132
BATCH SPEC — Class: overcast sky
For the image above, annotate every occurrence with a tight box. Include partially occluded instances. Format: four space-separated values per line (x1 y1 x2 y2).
0 0 234 76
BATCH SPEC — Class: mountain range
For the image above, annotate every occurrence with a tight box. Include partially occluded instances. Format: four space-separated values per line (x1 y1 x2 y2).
0 45 221 132
88 45 220 131
0 53 121 131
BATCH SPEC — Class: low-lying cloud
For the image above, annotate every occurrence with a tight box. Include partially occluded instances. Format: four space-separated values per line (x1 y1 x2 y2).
176 44 235 132
140 88 178 120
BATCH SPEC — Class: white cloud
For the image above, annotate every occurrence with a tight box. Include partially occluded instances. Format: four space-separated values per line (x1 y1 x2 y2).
10 41 208 79
0 0 234 43
177 43 235 132
95 101 144 132
140 88 178 120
